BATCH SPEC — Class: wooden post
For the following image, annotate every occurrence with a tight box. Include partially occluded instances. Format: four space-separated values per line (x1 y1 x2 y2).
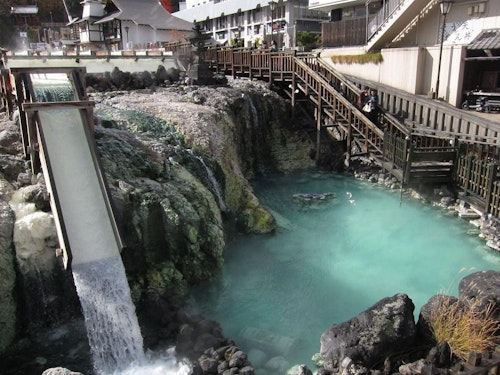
391 133 397 164
404 139 412 184
382 132 388 174
1 69 15 117
346 109 352 166
14 73 30 160
269 53 273 84
315 91 323 162
291 80 297 118
463 155 474 195
485 163 498 215
231 50 236 79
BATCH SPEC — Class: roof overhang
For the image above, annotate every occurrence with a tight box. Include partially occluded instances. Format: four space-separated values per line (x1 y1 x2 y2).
467 28 500 51
308 0 364 13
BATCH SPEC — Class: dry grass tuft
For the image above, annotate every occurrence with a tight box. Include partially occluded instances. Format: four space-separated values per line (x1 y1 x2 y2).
429 294 499 360
330 52 383 65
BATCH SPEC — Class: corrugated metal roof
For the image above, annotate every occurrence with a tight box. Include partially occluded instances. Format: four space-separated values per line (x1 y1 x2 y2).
468 28 500 50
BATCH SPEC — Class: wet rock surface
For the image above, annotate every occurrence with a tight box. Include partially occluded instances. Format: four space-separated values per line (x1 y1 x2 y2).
0 78 316 374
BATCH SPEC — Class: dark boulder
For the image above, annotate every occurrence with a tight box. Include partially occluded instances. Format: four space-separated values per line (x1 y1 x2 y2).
459 270 500 315
417 294 458 342
320 293 417 369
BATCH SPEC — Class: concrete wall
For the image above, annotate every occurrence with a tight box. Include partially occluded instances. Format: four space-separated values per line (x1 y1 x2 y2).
5 52 181 74
319 0 500 107
320 44 466 107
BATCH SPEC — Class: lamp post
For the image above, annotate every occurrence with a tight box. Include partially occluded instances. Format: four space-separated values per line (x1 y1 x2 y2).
124 26 129 49
269 0 277 49
435 0 453 100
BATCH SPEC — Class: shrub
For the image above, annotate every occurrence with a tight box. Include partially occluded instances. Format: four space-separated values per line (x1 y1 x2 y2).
428 294 499 360
330 53 383 65
296 31 321 50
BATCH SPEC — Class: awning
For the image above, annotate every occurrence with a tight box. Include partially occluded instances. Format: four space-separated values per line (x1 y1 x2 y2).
467 28 500 51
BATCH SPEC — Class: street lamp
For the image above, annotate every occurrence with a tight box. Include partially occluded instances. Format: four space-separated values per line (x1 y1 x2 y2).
269 0 277 48
435 0 453 100
124 26 129 48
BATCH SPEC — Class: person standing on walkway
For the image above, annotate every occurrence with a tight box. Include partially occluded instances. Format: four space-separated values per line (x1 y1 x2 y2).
366 88 379 124
357 87 368 108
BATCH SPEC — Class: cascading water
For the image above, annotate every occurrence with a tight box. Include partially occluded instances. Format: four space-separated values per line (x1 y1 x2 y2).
23 74 192 374
187 149 227 212
30 73 76 102
246 94 267 174
71 257 146 374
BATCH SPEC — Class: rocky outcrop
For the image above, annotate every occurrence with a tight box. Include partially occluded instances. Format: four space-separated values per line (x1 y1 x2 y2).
320 293 417 369
0 178 16 353
0 79 317 371
459 270 500 314
93 80 315 234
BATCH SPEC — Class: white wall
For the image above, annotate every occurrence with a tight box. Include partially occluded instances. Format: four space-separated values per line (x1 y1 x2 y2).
320 44 466 107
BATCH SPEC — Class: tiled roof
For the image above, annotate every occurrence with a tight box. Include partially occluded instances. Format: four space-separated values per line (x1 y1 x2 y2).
468 29 500 50
95 0 193 31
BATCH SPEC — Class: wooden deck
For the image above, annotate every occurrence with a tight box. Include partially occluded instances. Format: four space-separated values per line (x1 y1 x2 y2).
201 46 500 217
1 46 499 218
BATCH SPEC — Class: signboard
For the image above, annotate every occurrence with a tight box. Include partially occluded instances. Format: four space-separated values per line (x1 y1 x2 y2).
20 32 27 37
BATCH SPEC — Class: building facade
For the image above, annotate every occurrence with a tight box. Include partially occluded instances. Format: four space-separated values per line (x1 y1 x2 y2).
312 0 500 107
174 0 329 49
71 0 193 51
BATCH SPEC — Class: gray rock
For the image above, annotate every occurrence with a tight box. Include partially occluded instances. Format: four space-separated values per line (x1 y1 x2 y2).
426 341 452 368
240 366 255 375
458 270 500 315
399 359 425 375
287 364 313 375
0 119 23 155
155 65 169 85
228 350 249 368
0 194 16 352
320 293 417 368
198 355 218 373
417 294 458 341
166 66 180 82
41 368 83 375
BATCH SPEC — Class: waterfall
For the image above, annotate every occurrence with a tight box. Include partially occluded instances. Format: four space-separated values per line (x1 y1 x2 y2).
188 150 227 212
34 84 75 102
30 73 75 102
21 73 191 375
246 94 267 174
198 156 227 212
72 257 146 374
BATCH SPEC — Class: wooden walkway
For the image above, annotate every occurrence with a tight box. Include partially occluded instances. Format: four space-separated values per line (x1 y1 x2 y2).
1 47 499 218
200 47 500 218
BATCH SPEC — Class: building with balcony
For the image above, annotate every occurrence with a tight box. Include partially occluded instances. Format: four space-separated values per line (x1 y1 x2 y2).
70 0 193 51
312 0 500 108
174 0 329 49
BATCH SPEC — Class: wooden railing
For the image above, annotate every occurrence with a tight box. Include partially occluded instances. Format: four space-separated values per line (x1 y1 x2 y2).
3 44 500 217
345 75 500 149
203 46 500 217
456 156 500 217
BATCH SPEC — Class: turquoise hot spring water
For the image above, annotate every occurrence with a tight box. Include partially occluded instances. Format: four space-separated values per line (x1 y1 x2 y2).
188 170 500 371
